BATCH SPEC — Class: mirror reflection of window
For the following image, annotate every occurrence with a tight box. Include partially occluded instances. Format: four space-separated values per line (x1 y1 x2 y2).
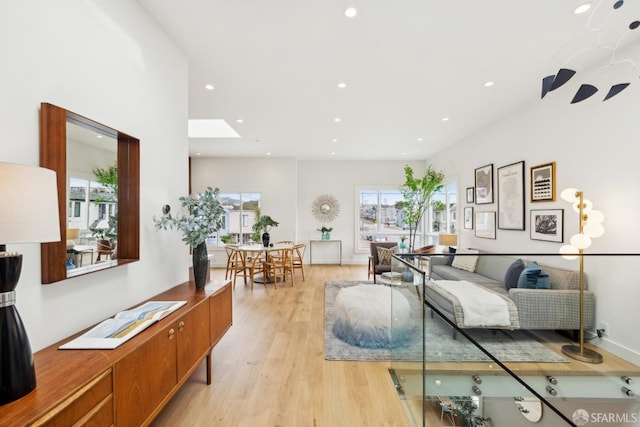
66 120 117 271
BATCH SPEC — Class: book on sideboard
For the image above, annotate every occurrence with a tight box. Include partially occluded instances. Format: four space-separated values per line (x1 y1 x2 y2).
59 300 187 350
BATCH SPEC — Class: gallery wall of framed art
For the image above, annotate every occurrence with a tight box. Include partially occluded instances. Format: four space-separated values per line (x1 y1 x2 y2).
465 160 559 243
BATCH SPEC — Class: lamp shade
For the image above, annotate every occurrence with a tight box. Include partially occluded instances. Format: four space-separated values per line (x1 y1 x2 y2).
0 162 60 244
438 233 457 247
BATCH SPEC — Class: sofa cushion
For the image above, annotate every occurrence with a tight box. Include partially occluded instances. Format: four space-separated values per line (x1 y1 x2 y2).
451 249 479 272
445 247 456 265
376 246 397 265
504 259 525 289
517 262 550 289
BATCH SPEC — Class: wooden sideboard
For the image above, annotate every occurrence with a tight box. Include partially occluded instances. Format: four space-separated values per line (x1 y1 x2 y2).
0 279 232 426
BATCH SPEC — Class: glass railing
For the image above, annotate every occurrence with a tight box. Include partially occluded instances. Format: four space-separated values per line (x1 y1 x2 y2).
388 253 640 427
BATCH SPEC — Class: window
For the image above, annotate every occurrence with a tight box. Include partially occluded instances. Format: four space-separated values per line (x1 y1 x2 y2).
357 182 458 251
216 192 261 245
67 176 116 236
425 182 458 246
357 188 408 250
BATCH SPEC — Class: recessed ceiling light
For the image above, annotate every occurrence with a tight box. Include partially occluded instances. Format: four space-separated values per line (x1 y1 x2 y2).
442 117 450 122
266 152 271 156
196 152 201 156
96 134 103 139
332 138 338 142
236 119 243 123
330 152 336 156
417 137 423 142
401 152 407 156
204 84 214 90
334 117 341 122
574 3 592 14
344 7 357 18
484 81 494 87
337 82 347 89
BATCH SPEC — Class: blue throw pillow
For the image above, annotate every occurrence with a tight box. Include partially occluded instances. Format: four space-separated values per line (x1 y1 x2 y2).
536 270 551 289
504 259 525 289
517 261 551 289
446 247 456 265
517 262 542 289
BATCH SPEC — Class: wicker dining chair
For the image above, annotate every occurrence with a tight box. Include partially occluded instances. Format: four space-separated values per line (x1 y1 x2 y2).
265 247 295 288
292 243 306 281
235 248 266 291
224 245 240 280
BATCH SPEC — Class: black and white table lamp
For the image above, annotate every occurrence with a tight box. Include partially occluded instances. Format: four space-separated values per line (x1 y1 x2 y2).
0 162 60 404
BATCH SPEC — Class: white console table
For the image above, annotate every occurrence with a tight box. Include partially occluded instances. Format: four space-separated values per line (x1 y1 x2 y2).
309 239 342 265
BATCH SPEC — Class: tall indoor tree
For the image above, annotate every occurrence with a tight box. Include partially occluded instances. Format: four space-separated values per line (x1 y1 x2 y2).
400 165 444 251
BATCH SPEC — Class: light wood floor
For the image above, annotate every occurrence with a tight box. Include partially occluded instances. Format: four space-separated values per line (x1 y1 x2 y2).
151 265 640 427
151 265 418 427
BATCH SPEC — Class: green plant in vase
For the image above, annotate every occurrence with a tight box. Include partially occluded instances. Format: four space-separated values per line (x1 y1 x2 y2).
252 213 279 247
154 187 225 289
399 235 407 250
317 226 333 240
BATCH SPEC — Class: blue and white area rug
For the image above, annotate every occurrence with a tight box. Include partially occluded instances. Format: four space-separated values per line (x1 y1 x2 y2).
324 281 567 363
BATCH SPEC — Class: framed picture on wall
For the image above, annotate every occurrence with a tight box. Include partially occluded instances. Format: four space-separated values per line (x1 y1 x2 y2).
475 211 496 239
475 164 494 204
530 209 564 242
530 162 556 202
464 207 474 229
466 187 474 204
497 161 525 230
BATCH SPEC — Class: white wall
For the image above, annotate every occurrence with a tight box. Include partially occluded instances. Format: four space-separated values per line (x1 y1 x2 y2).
191 158 424 265
1 0 191 351
429 73 640 361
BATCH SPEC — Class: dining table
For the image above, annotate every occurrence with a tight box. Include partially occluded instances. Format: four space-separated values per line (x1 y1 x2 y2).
237 243 294 283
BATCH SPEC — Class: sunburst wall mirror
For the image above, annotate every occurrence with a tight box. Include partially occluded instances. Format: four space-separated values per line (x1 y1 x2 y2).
312 194 340 223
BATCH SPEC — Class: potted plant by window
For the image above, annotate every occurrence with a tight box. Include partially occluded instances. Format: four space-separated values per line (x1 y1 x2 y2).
90 162 118 258
154 187 225 289
252 214 279 247
400 165 444 251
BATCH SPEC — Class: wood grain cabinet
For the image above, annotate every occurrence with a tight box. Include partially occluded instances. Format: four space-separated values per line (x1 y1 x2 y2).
0 280 232 427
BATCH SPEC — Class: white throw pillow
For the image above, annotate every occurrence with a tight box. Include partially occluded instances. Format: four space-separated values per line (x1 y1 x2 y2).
451 249 479 272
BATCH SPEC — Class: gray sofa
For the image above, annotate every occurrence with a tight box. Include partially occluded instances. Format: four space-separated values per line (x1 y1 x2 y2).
426 252 594 331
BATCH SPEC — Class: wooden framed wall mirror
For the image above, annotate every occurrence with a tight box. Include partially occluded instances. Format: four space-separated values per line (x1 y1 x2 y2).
40 103 140 284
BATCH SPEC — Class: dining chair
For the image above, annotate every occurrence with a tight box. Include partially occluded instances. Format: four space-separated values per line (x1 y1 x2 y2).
224 244 240 280
292 243 306 281
235 248 265 291
265 247 295 288
276 240 294 245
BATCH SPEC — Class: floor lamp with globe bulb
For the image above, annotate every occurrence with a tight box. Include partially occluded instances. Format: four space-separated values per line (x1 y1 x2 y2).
559 187 604 364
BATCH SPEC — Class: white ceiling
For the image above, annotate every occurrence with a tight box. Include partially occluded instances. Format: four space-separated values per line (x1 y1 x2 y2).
137 0 640 160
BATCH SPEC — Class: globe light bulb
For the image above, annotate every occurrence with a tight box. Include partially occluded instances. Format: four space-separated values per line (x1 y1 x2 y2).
570 233 592 249
561 188 579 203
583 222 605 238
560 245 579 260
587 209 604 224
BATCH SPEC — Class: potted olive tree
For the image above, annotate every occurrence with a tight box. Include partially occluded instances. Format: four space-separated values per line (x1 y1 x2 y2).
154 187 225 289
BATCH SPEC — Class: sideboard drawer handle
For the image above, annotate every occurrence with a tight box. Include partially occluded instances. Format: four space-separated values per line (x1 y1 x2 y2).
168 328 175 339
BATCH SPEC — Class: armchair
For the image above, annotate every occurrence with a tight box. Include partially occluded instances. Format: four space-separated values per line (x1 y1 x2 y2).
367 242 398 283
